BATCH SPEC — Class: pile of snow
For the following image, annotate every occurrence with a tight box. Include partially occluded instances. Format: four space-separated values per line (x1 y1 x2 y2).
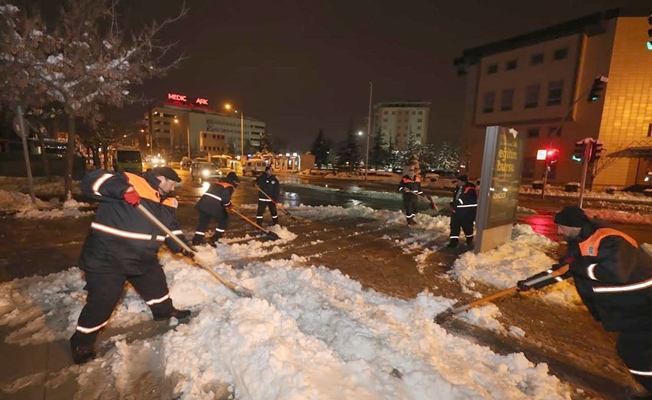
0 223 576 399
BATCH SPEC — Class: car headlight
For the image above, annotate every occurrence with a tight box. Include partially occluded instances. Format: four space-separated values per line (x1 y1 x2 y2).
202 169 210 177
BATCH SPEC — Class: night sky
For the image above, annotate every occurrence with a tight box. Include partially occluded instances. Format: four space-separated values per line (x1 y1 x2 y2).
118 0 647 150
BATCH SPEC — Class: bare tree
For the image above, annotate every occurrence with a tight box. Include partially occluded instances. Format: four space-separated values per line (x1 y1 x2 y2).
0 0 187 198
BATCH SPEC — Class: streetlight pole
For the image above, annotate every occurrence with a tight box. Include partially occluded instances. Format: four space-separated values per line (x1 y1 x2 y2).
186 125 191 158
240 111 244 161
365 81 373 182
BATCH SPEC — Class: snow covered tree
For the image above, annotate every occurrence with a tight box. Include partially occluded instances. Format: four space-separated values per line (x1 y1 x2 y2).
259 131 273 153
310 128 330 168
336 118 360 167
0 0 187 198
368 128 387 170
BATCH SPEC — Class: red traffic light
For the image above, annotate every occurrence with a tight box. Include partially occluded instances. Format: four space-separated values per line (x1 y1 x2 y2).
546 149 559 159
546 148 560 167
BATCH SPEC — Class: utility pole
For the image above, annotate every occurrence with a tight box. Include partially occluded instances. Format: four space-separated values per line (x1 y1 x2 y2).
186 125 191 158
240 111 244 161
365 81 373 181
578 138 595 208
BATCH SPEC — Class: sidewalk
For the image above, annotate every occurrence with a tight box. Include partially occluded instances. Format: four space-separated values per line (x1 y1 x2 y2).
0 202 639 399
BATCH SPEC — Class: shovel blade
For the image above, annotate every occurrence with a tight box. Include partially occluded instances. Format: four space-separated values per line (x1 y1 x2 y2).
266 231 281 240
433 309 454 324
235 287 255 297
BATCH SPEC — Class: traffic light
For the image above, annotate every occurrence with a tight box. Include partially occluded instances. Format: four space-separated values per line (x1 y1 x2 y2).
587 76 608 102
546 148 560 169
648 13 652 50
590 140 603 162
572 140 584 162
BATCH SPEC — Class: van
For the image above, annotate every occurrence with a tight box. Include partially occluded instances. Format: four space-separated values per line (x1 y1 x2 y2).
113 148 143 172
243 159 267 176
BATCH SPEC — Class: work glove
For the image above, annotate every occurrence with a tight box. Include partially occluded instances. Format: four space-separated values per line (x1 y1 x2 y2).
123 187 140 206
516 280 531 292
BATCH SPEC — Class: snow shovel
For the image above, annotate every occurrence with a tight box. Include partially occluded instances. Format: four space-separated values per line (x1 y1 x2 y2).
228 206 281 240
254 184 302 222
406 189 438 210
433 264 570 324
136 204 253 298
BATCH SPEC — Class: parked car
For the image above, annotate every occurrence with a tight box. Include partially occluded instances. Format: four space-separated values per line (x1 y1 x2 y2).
143 154 167 168
190 161 223 182
242 159 268 176
180 157 192 170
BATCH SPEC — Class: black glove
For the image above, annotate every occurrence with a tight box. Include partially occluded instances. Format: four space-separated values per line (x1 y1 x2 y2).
181 248 195 259
551 263 562 270
516 280 531 292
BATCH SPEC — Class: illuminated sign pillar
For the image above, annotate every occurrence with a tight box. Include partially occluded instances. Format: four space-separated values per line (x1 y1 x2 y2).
474 126 525 253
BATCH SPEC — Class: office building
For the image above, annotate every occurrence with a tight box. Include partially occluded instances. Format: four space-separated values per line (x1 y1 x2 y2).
372 102 431 150
145 93 266 158
454 9 652 189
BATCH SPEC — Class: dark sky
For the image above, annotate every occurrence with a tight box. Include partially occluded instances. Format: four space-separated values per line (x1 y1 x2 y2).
121 0 647 151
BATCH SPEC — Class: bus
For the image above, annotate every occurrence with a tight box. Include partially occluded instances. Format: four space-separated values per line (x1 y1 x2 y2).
112 147 143 172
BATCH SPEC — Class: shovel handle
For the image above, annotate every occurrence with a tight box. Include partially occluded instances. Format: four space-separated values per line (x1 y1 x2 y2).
436 264 570 321
136 204 249 297
255 184 296 219
229 206 280 240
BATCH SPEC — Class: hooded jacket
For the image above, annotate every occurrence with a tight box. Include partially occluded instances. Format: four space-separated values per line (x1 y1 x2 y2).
79 169 185 275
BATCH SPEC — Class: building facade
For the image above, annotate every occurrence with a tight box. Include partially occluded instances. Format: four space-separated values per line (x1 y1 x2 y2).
145 93 266 158
372 102 431 150
455 9 652 189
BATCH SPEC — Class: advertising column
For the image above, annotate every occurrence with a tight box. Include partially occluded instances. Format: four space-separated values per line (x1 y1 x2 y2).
474 126 525 253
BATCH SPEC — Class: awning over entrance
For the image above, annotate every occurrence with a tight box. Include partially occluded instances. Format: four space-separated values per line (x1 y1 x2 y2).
609 144 652 158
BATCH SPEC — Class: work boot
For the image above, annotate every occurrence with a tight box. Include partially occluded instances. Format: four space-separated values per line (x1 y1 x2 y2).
191 235 203 246
154 308 191 322
466 237 474 247
272 219 279 226
446 239 459 248
70 341 96 365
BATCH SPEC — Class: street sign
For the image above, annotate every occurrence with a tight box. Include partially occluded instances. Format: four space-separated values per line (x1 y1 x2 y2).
475 126 525 253
536 149 547 160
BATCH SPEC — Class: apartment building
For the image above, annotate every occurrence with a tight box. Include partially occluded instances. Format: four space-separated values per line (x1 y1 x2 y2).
454 9 652 189
145 93 266 157
372 102 431 150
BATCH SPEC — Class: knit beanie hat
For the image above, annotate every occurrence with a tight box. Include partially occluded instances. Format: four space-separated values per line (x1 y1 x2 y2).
456 174 469 183
152 167 181 183
224 171 239 187
553 206 588 227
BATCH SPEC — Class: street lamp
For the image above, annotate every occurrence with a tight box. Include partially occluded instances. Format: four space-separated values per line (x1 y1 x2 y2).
174 116 191 158
365 81 373 181
224 103 244 161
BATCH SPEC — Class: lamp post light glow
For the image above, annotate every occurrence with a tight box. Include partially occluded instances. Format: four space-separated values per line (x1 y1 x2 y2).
224 103 244 161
